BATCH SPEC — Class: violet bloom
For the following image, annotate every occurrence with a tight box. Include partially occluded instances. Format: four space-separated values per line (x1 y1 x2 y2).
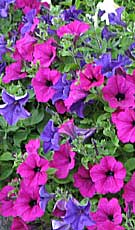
70 98 87 118
50 142 76 179
53 199 67 217
52 74 72 104
0 62 6 75
52 220 71 230
41 13 53 25
60 6 83 22
0 36 7 61
21 9 39 36
63 198 95 230
90 156 126 194
109 7 126 27
73 165 96 198
101 26 116 41
102 75 135 109
0 90 30 126
40 120 60 154
39 186 54 211
0 0 15 18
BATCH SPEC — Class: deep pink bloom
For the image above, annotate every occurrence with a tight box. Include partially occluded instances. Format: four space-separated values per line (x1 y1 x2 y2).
64 80 87 109
50 142 76 179
52 199 67 217
15 0 41 14
2 61 27 83
79 64 104 91
11 217 29 230
15 185 44 222
58 118 76 139
102 75 135 109
73 165 96 198
92 198 122 226
32 68 61 103
90 156 126 194
126 70 135 86
55 100 68 114
57 20 90 38
33 38 56 68
97 222 125 230
111 108 135 143
17 153 49 188
0 185 16 217
15 34 36 62
25 138 40 155
123 172 135 214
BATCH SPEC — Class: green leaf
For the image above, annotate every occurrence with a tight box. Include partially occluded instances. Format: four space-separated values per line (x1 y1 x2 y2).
23 107 44 126
0 152 14 161
14 129 29 146
123 144 134 153
47 167 57 175
125 158 135 171
53 173 73 184
0 163 13 180
75 0 80 8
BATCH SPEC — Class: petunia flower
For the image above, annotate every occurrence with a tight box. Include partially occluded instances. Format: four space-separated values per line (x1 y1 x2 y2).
102 75 135 109
112 109 135 143
50 142 76 179
0 0 15 18
0 35 7 60
90 156 126 194
63 198 95 230
39 186 54 212
0 61 6 75
60 6 83 22
17 153 49 188
21 9 39 36
32 68 61 103
101 26 116 41
25 138 40 155
52 199 67 217
2 61 27 83
52 220 71 230
108 7 126 27
40 120 60 154
14 185 44 222
15 0 41 14
57 20 90 38
0 90 30 126
11 217 29 230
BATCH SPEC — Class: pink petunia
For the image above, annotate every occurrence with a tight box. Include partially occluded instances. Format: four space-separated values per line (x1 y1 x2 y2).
11 217 29 230
79 64 104 91
15 33 36 62
58 118 76 139
55 100 68 114
25 138 40 155
32 68 61 103
14 185 44 222
50 142 76 179
73 165 96 198
92 198 122 226
90 156 126 194
64 80 88 110
52 199 67 218
15 0 41 14
111 108 135 143
123 172 135 214
2 61 27 84
33 38 56 68
0 185 16 217
17 153 49 188
102 75 135 109
57 20 90 38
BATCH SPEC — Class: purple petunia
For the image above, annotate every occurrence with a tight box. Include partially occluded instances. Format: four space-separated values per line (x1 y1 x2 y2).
108 7 126 27
0 36 7 61
40 120 60 154
39 186 54 212
0 0 15 18
0 90 30 126
101 26 116 41
21 9 39 36
60 6 83 22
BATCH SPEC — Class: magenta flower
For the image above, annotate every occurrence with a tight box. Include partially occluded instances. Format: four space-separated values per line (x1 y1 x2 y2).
2 61 27 83
73 165 96 198
79 64 104 91
25 138 40 155
52 199 67 217
11 217 29 230
58 119 76 139
64 80 88 110
112 108 135 143
102 75 135 109
123 172 135 214
33 38 56 68
0 185 16 217
90 156 126 194
96 221 124 230
50 142 76 179
55 100 68 114
92 198 122 226
32 68 61 103
57 20 90 38
15 33 36 62
17 153 49 188
15 0 41 14
15 185 44 222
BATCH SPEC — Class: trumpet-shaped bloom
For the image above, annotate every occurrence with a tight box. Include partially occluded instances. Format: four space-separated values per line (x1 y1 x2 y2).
90 156 126 194
21 9 39 36
52 199 67 217
0 90 30 126
60 6 83 22
50 142 76 179
73 165 96 198
57 20 90 38
17 153 49 188
40 120 60 154
32 68 61 103
102 75 135 109
11 217 29 230
39 186 54 212
25 138 40 155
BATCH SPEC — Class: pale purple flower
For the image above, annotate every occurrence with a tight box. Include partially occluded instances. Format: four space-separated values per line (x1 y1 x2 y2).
39 186 54 211
0 90 30 125
63 198 95 230
108 7 126 27
40 120 60 154
0 0 15 18
52 220 71 230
